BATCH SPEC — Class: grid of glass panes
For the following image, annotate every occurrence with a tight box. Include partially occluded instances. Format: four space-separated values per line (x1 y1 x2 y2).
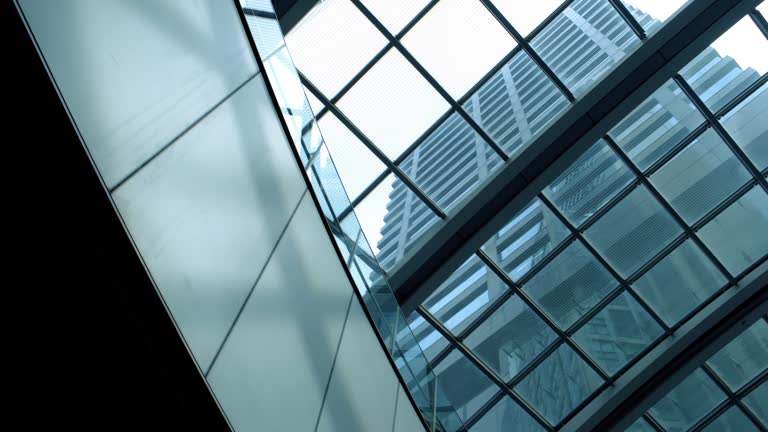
391 11 768 432
286 1 768 431
625 316 768 432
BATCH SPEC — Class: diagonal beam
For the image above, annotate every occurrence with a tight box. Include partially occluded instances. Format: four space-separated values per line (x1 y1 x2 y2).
566 259 768 432
389 0 762 312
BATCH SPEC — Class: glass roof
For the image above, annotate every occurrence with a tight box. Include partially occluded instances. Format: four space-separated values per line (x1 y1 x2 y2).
279 0 768 430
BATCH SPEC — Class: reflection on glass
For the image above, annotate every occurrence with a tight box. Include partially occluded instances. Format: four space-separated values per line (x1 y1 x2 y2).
530 0 640 96
620 0 688 35
573 292 663 375
482 198 570 283
337 49 450 160
610 79 705 171
402 0 516 99
469 396 546 432
701 406 760 432
423 255 510 336
432 349 499 422
743 381 768 426
355 172 439 269
586 185 682 278
698 186 768 275
522 240 618 329
545 139 635 227
360 0 430 34
651 129 752 224
465 295 558 381
318 113 386 201
648 369 727 431
491 0 563 38
515 344 603 425
680 16 768 113
463 50 570 157
632 240 727 326
625 417 656 432
721 83 768 171
286 0 388 97
706 319 768 391
403 112 504 212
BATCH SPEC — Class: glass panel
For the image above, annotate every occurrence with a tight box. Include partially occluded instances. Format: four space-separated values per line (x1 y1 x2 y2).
318 112 386 201
465 295 558 381
648 369 727 432
573 291 664 375
620 0 688 35
651 129 752 224
522 240 618 329
625 417 656 432
633 239 727 326
402 0 516 99
490 0 563 37
544 139 635 227
355 173 440 270
285 0 388 97
432 349 499 423
610 79 705 171
530 0 641 96
515 344 604 425
360 0 430 34
743 380 768 426
706 319 768 391
482 198 570 283
721 83 768 171
304 85 325 116
702 406 760 432
423 255 511 336
244 15 284 59
403 112 504 212
759 2 768 17
680 16 768 113
470 396 546 432
586 185 683 278
463 50 570 157
698 186 768 275
337 49 450 160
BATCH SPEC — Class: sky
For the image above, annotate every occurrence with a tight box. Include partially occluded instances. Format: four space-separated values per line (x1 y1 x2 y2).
285 0 768 255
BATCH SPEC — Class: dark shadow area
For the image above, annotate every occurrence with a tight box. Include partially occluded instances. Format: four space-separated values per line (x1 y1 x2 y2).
5 2 230 429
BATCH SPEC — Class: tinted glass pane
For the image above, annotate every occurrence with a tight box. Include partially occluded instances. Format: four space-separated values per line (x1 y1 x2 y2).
433 349 499 422
463 50 570 157
423 255 511 336
649 369 727 432
620 0 688 35
721 83 768 171
523 240 618 329
515 344 604 425
491 0 563 37
465 295 558 381
698 186 768 275
286 0 388 97
483 198 570 282
743 380 768 426
625 417 656 432
337 50 450 160
545 139 635 227
610 80 705 171
404 112 504 212
573 292 663 375
402 0 516 99
470 396 546 432
707 319 768 391
586 186 682 278
530 0 641 96
680 16 768 113
651 129 752 224
702 406 759 432
633 240 727 326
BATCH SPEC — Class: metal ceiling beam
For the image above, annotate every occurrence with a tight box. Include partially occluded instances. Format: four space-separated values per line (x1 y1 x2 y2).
389 0 762 312
566 259 768 432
